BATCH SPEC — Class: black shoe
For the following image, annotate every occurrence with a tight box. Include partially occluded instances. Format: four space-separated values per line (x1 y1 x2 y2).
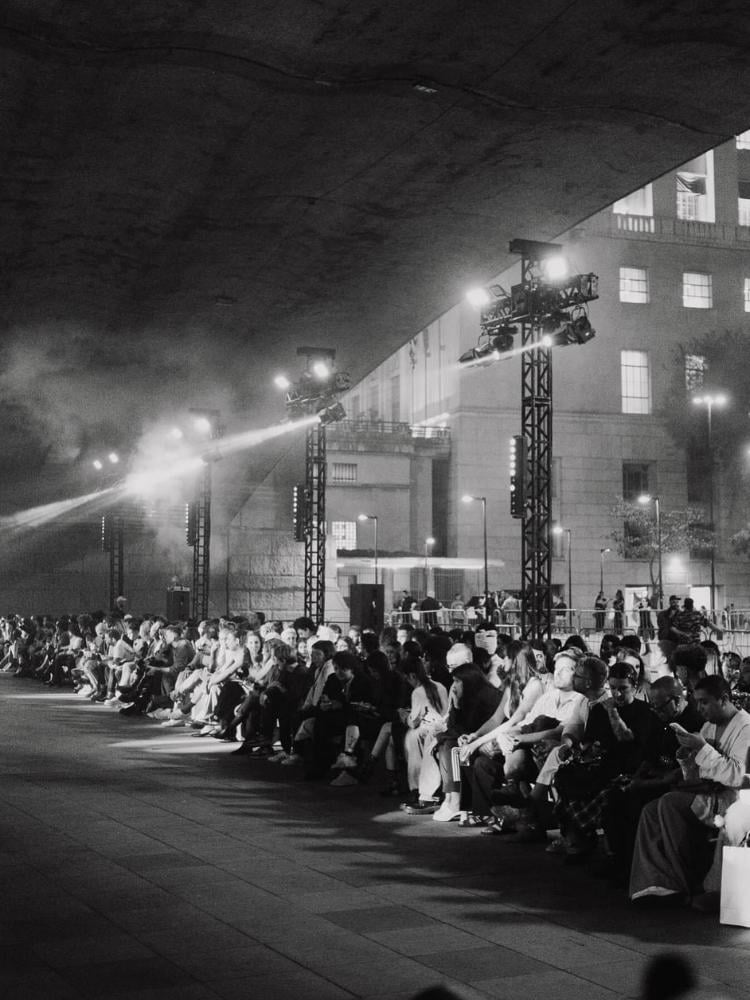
402 800 440 815
231 744 252 755
119 703 143 716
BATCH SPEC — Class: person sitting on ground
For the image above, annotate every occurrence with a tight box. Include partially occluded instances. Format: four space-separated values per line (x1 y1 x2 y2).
630 674 750 908
554 660 657 860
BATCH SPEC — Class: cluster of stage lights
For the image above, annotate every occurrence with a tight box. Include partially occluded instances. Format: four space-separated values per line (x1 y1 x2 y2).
274 349 350 424
92 452 119 471
460 253 598 366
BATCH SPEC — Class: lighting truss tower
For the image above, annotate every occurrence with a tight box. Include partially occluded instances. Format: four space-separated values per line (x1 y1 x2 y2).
304 422 327 623
189 409 222 622
277 347 349 626
513 239 556 640
104 513 124 612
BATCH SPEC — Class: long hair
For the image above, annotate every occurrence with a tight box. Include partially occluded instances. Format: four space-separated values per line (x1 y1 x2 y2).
403 654 443 713
501 643 544 716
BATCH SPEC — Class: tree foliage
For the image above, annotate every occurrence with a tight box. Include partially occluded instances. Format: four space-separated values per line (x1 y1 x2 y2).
609 497 713 588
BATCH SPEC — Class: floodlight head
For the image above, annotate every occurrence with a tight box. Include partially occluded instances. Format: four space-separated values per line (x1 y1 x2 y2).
541 255 569 282
466 287 491 308
274 374 291 390
311 361 330 379
317 400 346 425
92 459 103 470
108 452 119 464
193 416 212 433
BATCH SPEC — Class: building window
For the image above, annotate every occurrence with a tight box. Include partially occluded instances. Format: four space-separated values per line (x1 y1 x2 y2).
739 181 750 226
676 151 714 222
622 462 651 501
684 354 707 391
613 184 653 217
331 521 357 550
330 462 357 483
619 267 650 304
682 272 712 309
737 130 750 150
621 351 651 414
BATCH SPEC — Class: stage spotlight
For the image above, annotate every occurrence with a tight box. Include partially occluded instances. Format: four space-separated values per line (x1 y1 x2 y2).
317 401 346 425
274 374 291 390
108 452 119 464
193 416 212 434
92 459 103 470
541 254 568 282
312 361 330 379
169 427 184 440
466 287 491 308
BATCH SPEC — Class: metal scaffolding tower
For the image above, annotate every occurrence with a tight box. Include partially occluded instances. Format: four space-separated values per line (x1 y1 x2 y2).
191 461 212 621
303 422 327 624
518 248 553 640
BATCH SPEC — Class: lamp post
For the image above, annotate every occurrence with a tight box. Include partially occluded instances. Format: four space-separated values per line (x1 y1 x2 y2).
599 547 611 594
424 536 435 595
462 494 488 601
693 392 728 618
553 526 572 619
358 513 378 585
638 494 662 610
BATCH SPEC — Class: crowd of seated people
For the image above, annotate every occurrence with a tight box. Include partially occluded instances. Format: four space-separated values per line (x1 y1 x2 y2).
2 609 750 913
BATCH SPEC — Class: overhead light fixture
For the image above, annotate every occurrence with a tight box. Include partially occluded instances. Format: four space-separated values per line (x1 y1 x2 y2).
317 401 346 425
541 255 569 282
466 287 492 308
274 374 291 390
311 361 330 379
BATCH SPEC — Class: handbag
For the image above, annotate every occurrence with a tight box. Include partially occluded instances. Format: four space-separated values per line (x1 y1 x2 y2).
720 840 750 927
554 744 608 799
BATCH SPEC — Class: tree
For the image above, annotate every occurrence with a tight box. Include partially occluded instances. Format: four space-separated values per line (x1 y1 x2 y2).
609 497 713 592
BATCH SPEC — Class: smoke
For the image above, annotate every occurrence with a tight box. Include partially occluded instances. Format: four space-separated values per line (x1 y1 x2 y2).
0 320 255 468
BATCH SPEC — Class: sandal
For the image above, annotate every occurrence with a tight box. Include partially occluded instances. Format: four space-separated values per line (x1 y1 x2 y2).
480 817 515 836
459 813 489 827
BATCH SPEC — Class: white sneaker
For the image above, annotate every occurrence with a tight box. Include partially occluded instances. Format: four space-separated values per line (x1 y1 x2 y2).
333 752 358 770
161 718 186 727
147 708 172 721
267 751 289 763
76 685 93 698
280 753 303 766
330 771 358 787
433 804 461 823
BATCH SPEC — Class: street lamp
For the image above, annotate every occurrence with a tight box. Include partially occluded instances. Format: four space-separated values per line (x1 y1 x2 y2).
424 536 435 594
462 494 488 601
599 547 611 594
638 494 662 610
693 392 728 617
358 513 379 585
553 525 572 616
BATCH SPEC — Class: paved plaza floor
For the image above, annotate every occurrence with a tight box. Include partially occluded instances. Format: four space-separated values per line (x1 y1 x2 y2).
2 673 750 1000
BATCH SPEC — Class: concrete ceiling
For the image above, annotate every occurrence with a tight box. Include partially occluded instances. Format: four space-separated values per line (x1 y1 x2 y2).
2 1 750 497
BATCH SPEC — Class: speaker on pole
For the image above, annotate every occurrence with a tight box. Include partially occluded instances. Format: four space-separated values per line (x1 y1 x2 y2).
166 587 191 621
349 583 384 632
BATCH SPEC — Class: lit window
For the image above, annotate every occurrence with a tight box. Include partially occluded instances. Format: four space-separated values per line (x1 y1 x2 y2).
739 181 750 226
621 351 651 414
684 354 707 391
613 184 653 217
331 521 357 550
676 152 714 222
619 267 650 304
330 462 357 483
737 130 750 149
682 272 713 309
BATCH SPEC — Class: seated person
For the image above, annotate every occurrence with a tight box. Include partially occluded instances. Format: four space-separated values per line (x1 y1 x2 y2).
602 675 702 880
459 649 587 826
306 651 374 779
275 639 335 764
554 661 656 859
401 655 450 808
672 643 707 702
629 675 750 905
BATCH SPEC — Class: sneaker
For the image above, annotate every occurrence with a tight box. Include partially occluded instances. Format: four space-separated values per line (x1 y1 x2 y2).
330 770 358 787
147 708 172 721
402 800 440 815
103 696 121 706
161 718 186 727
280 752 303 766
333 752 358 770
76 685 93 698
268 751 289 763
